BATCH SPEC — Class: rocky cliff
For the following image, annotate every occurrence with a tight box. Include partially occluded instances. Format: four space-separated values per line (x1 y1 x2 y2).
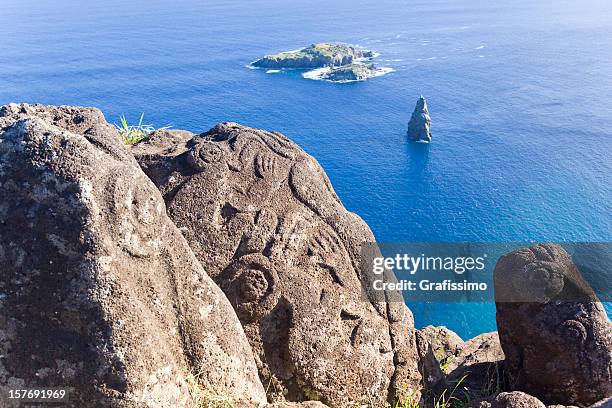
0 103 610 408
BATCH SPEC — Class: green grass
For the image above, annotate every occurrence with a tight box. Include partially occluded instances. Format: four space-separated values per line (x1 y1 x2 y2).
433 376 470 408
480 361 504 399
265 43 358 60
114 113 170 145
393 391 421 408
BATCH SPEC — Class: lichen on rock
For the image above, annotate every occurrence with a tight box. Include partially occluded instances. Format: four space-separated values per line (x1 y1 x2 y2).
0 104 266 407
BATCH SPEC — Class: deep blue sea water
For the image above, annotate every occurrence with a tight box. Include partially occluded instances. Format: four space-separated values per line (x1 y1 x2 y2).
2 0 611 339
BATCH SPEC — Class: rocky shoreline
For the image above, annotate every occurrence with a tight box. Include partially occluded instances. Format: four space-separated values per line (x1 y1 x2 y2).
0 103 610 408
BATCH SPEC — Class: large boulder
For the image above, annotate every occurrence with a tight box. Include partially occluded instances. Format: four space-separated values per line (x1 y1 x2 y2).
494 243 612 406
131 122 422 406
0 104 266 407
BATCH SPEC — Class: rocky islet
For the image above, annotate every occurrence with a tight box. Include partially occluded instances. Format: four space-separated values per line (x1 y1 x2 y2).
407 96 433 142
251 43 393 83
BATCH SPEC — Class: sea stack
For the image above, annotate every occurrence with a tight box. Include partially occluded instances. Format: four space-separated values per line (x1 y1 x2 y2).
407 95 432 142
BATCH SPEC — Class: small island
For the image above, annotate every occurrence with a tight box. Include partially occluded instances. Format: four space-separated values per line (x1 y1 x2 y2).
305 63 394 83
250 42 393 83
407 95 433 142
251 43 374 69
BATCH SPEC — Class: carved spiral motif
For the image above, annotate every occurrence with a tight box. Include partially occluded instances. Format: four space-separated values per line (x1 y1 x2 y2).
220 254 280 321
188 141 225 171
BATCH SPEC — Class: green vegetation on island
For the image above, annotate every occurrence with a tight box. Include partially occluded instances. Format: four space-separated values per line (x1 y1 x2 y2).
252 42 375 69
317 63 392 82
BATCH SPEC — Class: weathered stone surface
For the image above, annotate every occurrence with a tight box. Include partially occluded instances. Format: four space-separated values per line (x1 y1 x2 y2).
417 327 505 402
407 96 432 142
589 397 612 408
131 122 422 406
547 405 579 408
416 325 463 392
469 391 547 408
494 243 612 406
448 331 505 398
0 104 266 407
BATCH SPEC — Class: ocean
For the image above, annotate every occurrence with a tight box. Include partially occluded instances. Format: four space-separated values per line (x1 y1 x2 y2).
2 0 611 339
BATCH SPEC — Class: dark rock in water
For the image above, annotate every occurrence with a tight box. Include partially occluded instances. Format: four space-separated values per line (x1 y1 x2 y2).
0 104 266 407
317 63 390 82
407 96 432 142
131 122 422 406
252 42 374 69
494 243 612 406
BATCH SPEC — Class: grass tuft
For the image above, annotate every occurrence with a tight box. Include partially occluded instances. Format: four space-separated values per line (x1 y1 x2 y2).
185 373 235 408
114 112 170 145
393 392 421 408
433 375 470 408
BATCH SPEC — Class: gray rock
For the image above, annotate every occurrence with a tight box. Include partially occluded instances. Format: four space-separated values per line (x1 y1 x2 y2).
0 104 266 407
252 43 374 69
417 327 506 402
471 391 546 408
494 243 612 406
449 332 506 401
318 63 388 82
131 122 422 406
415 326 463 392
547 405 579 408
407 96 432 142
